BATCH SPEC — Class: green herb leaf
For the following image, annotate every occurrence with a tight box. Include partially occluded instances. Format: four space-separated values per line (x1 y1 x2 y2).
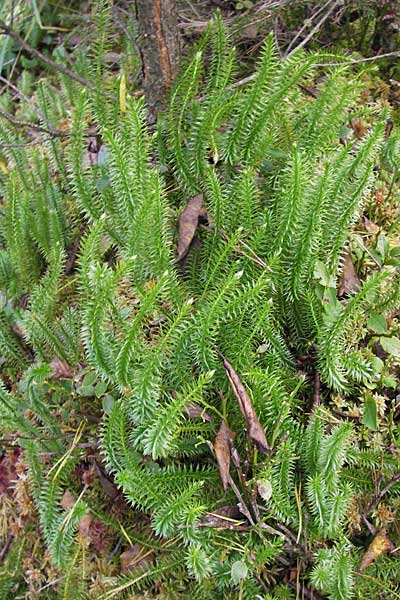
380 336 400 358
362 396 378 430
231 560 248 585
367 313 387 334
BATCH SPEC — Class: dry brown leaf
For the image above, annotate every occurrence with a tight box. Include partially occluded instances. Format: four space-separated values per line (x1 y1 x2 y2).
359 529 392 571
50 357 74 380
185 402 212 422
214 420 234 491
199 505 249 530
177 193 203 260
91 458 120 501
222 356 269 455
351 118 367 139
375 188 384 206
385 119 394 139
83 135 99 168
78 512 93 539
120 544 153 573
60 490 75 511
338 253 360 297
362 216 379 234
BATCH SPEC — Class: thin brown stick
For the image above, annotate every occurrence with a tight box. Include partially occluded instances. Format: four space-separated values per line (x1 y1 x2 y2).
0 107 66 137
0 75 46 122
228 474 256 526
315 50 400 67
228 49 400 94
363 473 400 519
0 136 58 148
284 0 335 56
0 18 95 89
286 0 341 57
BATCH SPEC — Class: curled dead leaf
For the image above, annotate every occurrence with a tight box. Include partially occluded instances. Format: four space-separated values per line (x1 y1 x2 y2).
214 420 235 492
359 529 392 571
177 193 203 260
338 253 360 297
221 355 269 455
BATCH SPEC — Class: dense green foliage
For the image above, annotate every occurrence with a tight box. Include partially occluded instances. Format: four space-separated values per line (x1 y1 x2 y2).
0 3 399 599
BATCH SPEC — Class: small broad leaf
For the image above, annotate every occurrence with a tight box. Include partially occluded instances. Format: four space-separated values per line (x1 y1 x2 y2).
382 376 397 389
96 176 111 191
362 396 377 430
102 395 115 414
77 385 95 397
257 479 273 502
177 193 203 260
370 356 384 375
367 312 387 334
82 371 97 387
257 343 268 354
314 260 336 288
97 144 108 167
380 336 400 358
231 560 248 585
95 381 108 398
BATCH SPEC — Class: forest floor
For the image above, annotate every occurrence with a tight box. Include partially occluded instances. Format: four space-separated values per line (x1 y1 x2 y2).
0 1 399 599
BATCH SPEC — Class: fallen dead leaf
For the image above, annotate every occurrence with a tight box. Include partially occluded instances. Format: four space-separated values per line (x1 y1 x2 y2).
351 118 367 140
185 402 212 422
87 518 112 552
0 448 20 496
83 135 99 168
50 358 74 380
338 253 360 297
214 420 235 492
91 458 120 501
222 355 269 455
385 119 394 139
199 505 249 530
177 193 203 260
78 512 93 539
61 490 75 511
375 188 384 206
120 544 153 573
362 216 379 234
359 529 392 571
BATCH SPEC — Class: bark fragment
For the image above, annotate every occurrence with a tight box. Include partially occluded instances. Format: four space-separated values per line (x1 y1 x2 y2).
135 0 181 120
